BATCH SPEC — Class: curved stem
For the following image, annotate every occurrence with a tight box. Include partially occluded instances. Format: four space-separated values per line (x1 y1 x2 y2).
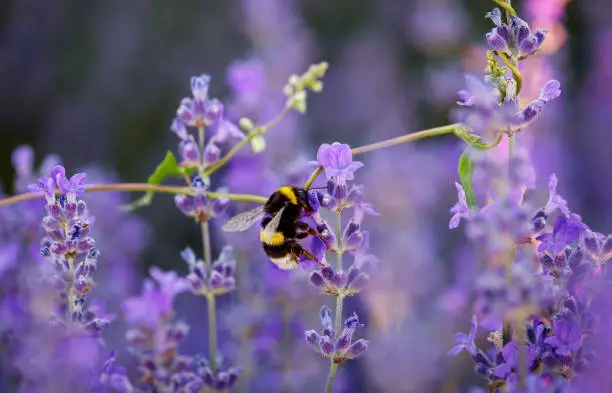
492 0 517 16
304 167 324 189
324 211 345 393
204 107 291 176
350 123 459 156
201 221 217 373
0 184 268 208
482 132 505 150
305 124 460 189
498 52 522 95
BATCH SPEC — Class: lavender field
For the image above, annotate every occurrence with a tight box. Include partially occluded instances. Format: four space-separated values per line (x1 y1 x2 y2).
1 0 612 392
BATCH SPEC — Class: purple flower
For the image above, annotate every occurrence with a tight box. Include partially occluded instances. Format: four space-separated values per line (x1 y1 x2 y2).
210 119 245 145
453 76 561 138
448 315 478 356
520 80 562 123
485 8 547 60
176 75 223 128
226 58 265 98
171 117 189 140
100 350 134 392
51 165 87 195
304 307 368 363
175 177 229 222
451 75 516 138
122 267 189 327
492 341 537 379
309 142 363 185
449 182 469 229
545 316 583 356
347 185 378 225
11 145 34 178
29 165 87 202
544 173 570 216
536 215 584 254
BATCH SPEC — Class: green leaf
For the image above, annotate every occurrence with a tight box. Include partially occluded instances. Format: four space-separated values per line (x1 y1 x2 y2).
458 151 478 208
121 151 194 212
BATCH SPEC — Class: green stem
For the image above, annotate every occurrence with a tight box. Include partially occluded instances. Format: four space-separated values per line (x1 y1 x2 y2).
206 293 217 373
67 255 76 317
324 211 345 393
498 52 522 95
482 132 505 150
201 221 217 373
204 107 291 176
198 126 205 170
492 0 517 16
305 123 460 189
0 184 269 208
350 123 459 156
304 167 324 189
201 221 213 269
324 363 339 393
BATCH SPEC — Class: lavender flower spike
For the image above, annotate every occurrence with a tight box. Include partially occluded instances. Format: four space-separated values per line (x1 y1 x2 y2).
448 315 478 356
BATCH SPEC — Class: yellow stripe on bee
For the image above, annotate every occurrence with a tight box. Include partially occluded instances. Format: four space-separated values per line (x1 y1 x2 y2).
278 186 298 205
260 229 285 245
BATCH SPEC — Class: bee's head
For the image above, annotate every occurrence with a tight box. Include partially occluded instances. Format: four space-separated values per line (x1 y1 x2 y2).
294 188 314 215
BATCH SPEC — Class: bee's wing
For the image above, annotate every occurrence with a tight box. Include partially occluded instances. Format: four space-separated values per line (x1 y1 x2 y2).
222 205 266 232
262 205 286 234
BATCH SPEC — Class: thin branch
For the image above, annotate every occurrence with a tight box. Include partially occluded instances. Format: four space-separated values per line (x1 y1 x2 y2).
0 184 268 208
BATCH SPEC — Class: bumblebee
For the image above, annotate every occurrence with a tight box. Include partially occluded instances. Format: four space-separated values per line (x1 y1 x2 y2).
222 186 322 270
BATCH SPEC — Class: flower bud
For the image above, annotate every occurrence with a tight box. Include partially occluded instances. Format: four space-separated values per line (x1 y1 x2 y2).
310 271 325 287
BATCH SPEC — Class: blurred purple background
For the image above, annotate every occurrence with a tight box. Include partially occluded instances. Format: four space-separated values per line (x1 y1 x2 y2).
1 0 611 392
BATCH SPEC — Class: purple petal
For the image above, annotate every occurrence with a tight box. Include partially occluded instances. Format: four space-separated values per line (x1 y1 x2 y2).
486 30 508 52
190 74 211 101
519 35 539 56
11 145 34 176
457 90 474 107
171 118 188 140
485 8 502 27
539 80 561 103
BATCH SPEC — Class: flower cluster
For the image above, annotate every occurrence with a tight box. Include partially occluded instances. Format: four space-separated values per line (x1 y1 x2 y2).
182 245 237 296
454 74 561 139
119 267 242 392
446 8 612 393
309 263 369 297
305 306 369 364
175 176 229 222
485 8 547 60
448 155 604 391
172 75 244 169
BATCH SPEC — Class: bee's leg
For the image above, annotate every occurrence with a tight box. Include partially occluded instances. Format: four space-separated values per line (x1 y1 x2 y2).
295 221 322 237
288 241 325 267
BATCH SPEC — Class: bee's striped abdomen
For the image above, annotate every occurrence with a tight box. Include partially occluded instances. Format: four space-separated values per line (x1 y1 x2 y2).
259 229 285 245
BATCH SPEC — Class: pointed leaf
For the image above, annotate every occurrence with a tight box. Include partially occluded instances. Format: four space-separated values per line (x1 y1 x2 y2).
121 151 195 211
458 151 478 208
